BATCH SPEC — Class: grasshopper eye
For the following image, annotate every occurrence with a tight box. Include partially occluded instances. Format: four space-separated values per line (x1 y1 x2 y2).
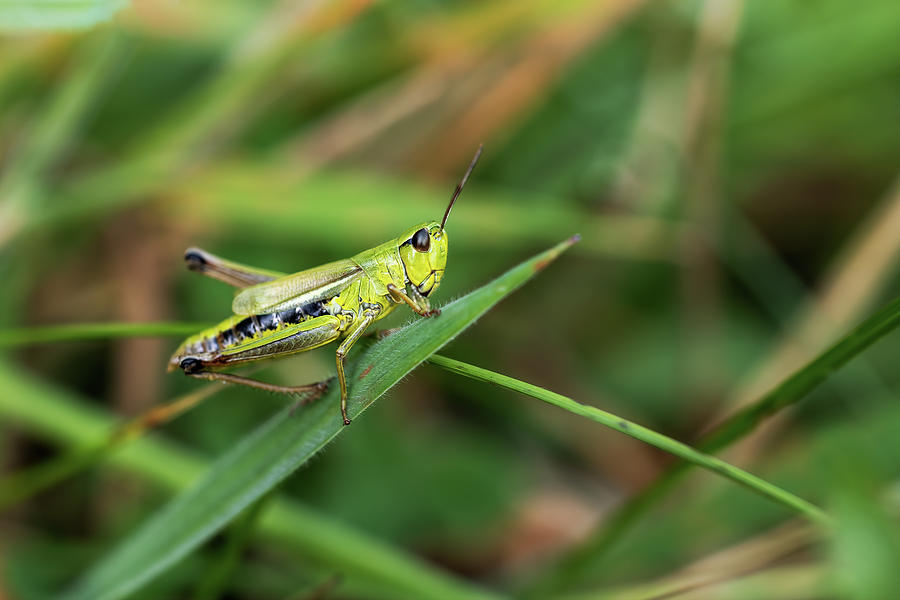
412 228 430 252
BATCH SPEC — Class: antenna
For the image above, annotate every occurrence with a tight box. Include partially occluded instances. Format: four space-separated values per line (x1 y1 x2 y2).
441 143 483 230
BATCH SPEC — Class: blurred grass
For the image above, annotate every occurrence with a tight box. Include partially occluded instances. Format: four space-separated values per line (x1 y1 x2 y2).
3 0 900 599
0 1 128 31
0 29 119 245
0 322 205 346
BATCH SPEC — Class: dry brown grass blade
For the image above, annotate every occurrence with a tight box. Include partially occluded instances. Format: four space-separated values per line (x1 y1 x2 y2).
601 564 823 600
285 66 456 174
284 0 646 176
656 521 814 595
587 520 817 600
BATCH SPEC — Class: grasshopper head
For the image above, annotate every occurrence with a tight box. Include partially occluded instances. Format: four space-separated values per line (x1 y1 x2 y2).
399 222 447 297
398 144 482 298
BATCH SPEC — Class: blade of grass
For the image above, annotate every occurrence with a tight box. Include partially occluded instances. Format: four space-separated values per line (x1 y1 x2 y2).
427 354 830 526
192 492 275 600
563 520 816 600
553 563 825 600
0 321 207 347
714 174 900 465
700 295 900 448
0 359 472 600
529 294 900 594
0 0 127 30
58 236 577 600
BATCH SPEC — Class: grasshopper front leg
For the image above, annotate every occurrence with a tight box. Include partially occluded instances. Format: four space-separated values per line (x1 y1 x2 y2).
387 284 440 317
335 311 377 425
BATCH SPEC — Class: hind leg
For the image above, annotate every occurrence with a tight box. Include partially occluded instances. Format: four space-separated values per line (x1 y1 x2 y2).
186 370 331 399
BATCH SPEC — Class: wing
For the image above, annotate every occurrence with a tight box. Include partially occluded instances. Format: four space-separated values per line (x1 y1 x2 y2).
231 258 362 315
184 247 286 288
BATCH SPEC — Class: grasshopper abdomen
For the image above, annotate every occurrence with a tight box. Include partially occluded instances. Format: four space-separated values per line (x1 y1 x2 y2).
169 298 338 372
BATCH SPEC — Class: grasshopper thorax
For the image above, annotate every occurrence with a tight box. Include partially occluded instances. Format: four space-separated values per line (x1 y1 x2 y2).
398 222 447 297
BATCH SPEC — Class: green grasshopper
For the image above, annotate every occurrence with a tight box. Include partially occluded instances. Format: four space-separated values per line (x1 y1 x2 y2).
169 146 483 425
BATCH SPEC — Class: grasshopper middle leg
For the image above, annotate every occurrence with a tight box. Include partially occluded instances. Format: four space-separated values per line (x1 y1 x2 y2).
335 311 377 426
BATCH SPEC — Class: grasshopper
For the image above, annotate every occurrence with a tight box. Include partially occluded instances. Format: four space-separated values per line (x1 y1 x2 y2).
169 146 482 425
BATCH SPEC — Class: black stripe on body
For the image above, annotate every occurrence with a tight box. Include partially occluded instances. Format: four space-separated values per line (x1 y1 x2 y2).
258 312 277 330
307 301 329 317
235 317 256 340
221 329 236 346
276 307 303 325
215 300 330 349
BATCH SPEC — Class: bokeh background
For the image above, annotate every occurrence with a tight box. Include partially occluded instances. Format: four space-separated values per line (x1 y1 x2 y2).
3 0 900 598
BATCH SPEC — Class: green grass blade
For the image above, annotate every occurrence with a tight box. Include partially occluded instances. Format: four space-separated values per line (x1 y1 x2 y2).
0 0 127 31
192 493 274 600
0 360 481 600
701 296 900 450
427 355 830 526
59 236 578 600
0 321 207 347
532 295 900 593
